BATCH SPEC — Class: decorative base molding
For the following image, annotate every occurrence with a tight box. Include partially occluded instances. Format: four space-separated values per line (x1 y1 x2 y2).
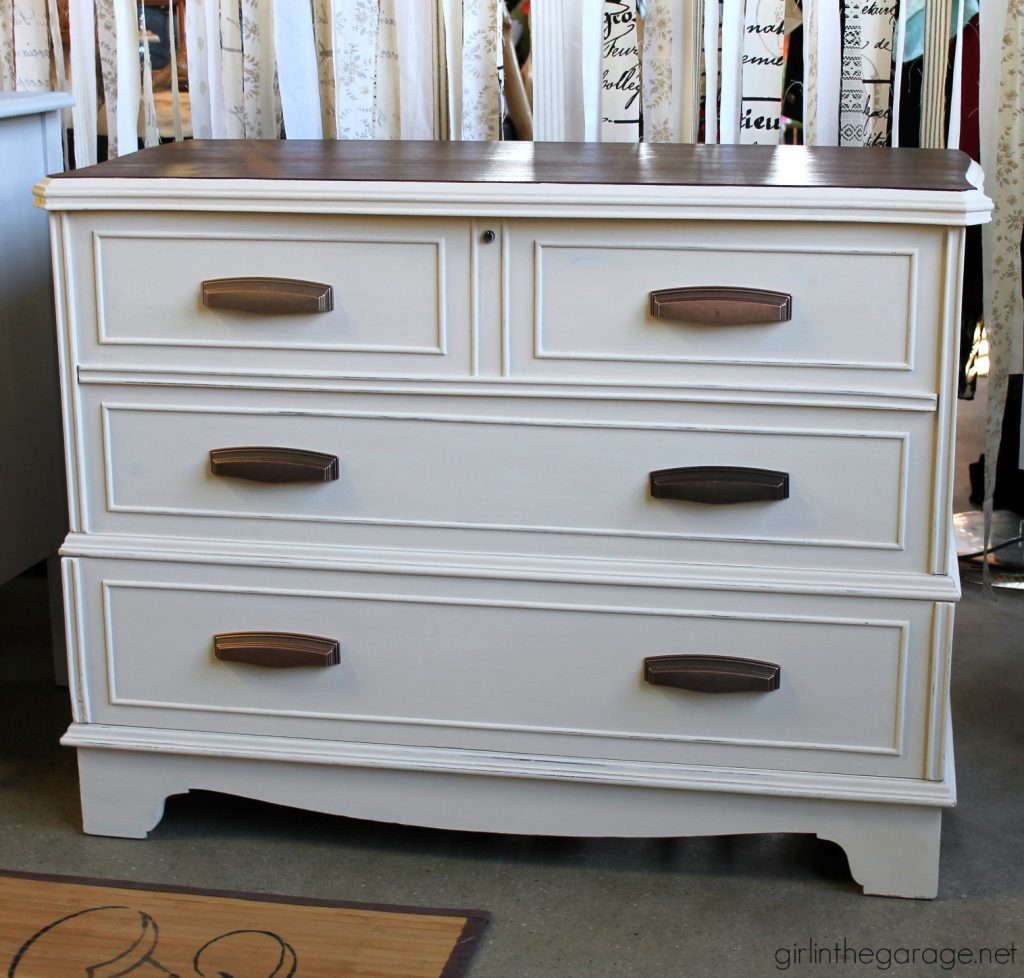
71 733 947 898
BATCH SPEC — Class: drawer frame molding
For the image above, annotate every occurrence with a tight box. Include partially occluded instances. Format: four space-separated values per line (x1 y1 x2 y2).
97 577 913 763
97 401 913 557
91 230 450 356
529 240 919 372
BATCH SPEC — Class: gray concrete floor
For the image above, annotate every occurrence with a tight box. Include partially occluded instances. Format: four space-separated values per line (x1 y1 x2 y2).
1 391 1022 978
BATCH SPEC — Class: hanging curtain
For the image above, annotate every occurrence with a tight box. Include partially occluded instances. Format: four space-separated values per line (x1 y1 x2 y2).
397 0 435 138
374 0 399 138
460 0 500 139
641 0 698 143
138 0 159 147
185 0 215 140
981 0 1024 555
600 0 640 141
311 0 334 137
838 0 900 146
0 0 14 90
738 0 786 145
216 0 243 138
331 0 376 139
804 0 841 144
718 0 743 141
13 0 51 92
700 0 718 142
273 0 320 138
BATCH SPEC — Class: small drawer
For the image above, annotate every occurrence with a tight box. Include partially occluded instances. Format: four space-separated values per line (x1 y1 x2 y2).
80 385 940 575
67 212 473 376
504 219 947 395
73 557 940 779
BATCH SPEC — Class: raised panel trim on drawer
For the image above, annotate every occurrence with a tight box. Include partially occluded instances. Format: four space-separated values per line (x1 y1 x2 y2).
99 578 909 758
97 401 911 554
92 231 448 355
531 240 917 371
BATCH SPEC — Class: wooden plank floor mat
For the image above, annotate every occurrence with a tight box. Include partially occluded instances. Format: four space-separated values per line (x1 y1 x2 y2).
0 870 489 978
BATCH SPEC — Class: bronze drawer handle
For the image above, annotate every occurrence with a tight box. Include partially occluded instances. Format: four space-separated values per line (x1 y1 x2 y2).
210 447 340 484
649 287 792 325
214 631 341 668
650 466 789 504
644 654 781 693
202 277 334 314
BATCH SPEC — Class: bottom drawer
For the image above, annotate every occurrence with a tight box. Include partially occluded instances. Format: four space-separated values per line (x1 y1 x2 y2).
67 556 947 780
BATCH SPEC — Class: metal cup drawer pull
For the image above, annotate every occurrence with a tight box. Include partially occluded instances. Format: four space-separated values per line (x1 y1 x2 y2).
650 466 789 505
644 654 781 693
214 631 341 668
649 286 792 325
210 447 339 484
202 277 334 314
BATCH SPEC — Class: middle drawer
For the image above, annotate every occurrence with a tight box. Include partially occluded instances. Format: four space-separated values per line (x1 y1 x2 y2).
79 384 940 574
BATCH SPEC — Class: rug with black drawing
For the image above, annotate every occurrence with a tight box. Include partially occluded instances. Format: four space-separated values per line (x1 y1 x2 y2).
0 870 489 978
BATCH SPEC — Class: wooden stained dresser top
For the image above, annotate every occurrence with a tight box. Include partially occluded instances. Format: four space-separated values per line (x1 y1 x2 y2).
54 140 977 192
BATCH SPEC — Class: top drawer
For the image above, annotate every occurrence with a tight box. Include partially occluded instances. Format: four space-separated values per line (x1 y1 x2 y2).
504 219 953 397
64 212 473 376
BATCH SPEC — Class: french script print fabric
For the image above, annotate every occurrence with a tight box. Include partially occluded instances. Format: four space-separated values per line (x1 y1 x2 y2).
739 0 786 145
13 0 50 93
601 0 641 141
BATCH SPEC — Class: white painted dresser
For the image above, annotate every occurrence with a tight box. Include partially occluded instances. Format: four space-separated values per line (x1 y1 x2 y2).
37 142 990 897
